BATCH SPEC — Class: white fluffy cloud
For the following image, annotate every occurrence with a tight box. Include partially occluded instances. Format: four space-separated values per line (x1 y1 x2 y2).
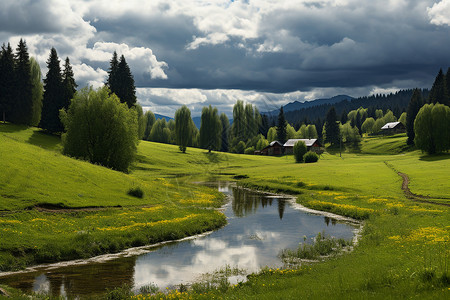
428 0 450 26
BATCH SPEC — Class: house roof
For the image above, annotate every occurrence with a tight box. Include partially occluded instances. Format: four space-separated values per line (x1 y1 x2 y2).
269 141 283 147
283 139 320 147
381 122 402 130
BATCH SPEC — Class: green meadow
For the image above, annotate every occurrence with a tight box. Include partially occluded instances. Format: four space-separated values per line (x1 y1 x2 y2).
1 123 449 299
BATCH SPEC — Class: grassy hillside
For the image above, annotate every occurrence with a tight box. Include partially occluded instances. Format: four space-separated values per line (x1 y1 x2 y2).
0 124 227 271
1 123 449 299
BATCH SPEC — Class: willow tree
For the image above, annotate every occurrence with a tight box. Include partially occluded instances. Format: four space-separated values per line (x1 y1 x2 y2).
175 105 193 153
200 105 221 152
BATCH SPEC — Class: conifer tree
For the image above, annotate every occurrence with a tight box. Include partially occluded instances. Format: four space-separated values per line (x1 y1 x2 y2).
0 43 15 123
276 106 287 144
62 57 77 109
114 55 137 108
106 51 119 93
406 89 423 145
445 68 450 106
428 68 449 105
40 48 64 133
324 106 340 146
13 39 33 125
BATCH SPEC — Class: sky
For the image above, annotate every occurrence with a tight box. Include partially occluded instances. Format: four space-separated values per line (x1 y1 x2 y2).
1 0 450 117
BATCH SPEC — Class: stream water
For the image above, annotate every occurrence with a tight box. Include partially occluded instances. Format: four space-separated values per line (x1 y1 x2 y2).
0 182 359 298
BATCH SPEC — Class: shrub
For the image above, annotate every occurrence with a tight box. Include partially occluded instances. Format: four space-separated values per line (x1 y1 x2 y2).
127 186 144 198
235 141 246 154
60 86 138 172
244 146 255 155
293 141 307 163
304 151 319 163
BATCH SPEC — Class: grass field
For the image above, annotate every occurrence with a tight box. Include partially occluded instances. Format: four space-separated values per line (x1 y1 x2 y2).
1 123 449 299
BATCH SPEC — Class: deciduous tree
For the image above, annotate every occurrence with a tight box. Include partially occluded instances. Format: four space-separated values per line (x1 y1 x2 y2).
60 86 138 172
200 105 221 152
175 105 193 153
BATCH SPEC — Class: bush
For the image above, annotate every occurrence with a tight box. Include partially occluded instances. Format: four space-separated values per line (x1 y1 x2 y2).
235 141 246 154
304 151 319 163
127 186 144 198
60 86 139 172
293 141 307 163
244 146 255 155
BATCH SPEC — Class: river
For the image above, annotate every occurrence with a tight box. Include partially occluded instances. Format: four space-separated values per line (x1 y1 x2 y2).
0 182 359 298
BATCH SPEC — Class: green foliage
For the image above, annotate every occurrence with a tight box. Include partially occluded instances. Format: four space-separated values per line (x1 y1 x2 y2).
277 106 287 143
60 86 139 172
13 39 33 125
107 53 137 108
293 140 307 163
143 110 156 140
324 106 340 145
235 141 246 154
133 104 146 140
307 124 318 139
149 118 169 143
29 57 43 126
361 117 375 134
0 43 15 122
406 89 423 145
127 186 144 198
340 122 361 144
244 146 255 155
61 57 77 110
414 103 450 154
286 123 296 139
39 47 64 133
304 151 319 163
267 126 277 142
105 284 133 300
200 105 221 152
175 105 193 153
220 113 230 152
255 136 269 150
398 112 406 126
428 68 449 106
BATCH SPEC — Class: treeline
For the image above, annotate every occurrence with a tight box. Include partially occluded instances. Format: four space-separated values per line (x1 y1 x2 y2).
279 89 429 134
320 68 450 154
0 40 44 126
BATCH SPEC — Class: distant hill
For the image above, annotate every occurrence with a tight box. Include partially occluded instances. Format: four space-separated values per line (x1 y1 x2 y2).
264 95 354 116
154 114 173 122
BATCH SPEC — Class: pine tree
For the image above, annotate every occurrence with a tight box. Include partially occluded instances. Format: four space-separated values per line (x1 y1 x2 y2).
276 106 287 144
324 106 340 146
0 43 15 123
428 68 449 105
445 68 450 106
106 51 119 96
62 57 77 109
113 55 137 108
406 88 423 145
13 39 33 125
39 48 64 133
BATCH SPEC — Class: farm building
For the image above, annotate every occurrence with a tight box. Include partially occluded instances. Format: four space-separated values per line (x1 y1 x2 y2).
260 141 284 156
283 139 323 154
381 122 405 135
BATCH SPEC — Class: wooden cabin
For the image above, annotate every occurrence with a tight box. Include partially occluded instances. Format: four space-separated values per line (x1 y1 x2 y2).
260 141 284 156
381 122 405 135
283 139 323 154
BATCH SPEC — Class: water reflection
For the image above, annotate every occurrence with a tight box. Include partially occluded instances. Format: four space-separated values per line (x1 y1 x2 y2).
0 183 357 297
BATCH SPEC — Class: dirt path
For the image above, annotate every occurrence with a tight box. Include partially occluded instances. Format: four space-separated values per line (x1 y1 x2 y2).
397 171 450 207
